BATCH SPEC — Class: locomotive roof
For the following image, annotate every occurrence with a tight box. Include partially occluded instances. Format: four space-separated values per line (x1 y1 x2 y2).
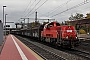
45 21 58 25
45 21 60 26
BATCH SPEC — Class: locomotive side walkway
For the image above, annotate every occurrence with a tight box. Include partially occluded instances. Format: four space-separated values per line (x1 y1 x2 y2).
0 34 43 60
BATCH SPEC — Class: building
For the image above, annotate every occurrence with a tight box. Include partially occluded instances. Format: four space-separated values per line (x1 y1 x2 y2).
65 13 90 34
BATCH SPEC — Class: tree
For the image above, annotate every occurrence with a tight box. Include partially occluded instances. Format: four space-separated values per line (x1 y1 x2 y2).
69 13 84 20
31 21 40 27
43 22 49 24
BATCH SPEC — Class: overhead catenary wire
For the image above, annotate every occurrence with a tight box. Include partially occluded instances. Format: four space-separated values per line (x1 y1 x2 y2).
27 0 49 17
18 0 36 21
18 0 48 23
23 0 36 17
21 0 32 17
51 0 90 17
18 0 89 22
25 0 42 17
42 0 72 17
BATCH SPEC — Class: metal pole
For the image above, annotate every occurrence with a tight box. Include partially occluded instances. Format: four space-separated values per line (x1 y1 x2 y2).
3 6 6 28
28 18 29 28
24 19 25 28
35 11 37 22
35 11 37 26
5 14 7 39
3 7 4 26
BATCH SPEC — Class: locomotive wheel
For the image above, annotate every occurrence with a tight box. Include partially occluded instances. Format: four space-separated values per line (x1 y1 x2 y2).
69 40 74 48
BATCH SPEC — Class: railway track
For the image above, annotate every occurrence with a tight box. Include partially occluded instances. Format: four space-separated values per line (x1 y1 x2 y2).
81 43 90 46
15 35 90 60
15 35 65 60
72 39 90 58
70 48 90 60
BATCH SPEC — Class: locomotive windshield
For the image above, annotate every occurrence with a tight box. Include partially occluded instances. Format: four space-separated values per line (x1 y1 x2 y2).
56 23 60 26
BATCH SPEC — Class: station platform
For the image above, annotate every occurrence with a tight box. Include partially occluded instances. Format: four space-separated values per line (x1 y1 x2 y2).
0 34 43 60
78 34 90 39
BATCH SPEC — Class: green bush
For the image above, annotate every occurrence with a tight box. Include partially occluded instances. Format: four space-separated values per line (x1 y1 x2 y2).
79 29 86 34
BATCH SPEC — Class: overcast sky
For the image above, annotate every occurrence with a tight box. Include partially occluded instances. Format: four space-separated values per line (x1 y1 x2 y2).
0 0 90 28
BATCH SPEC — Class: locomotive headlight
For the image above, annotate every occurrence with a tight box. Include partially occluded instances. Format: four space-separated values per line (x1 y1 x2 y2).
76 37 78 39
66 36 68 39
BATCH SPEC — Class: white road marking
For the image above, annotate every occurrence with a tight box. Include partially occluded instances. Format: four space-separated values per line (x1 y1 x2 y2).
11 35 28 60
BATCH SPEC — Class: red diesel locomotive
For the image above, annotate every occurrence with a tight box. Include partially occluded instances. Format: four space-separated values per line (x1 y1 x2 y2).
41 22 79 47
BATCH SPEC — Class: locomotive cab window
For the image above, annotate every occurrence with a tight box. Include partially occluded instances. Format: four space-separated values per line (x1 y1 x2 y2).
46 22 54 28
56 23 60 26
48 22 54 27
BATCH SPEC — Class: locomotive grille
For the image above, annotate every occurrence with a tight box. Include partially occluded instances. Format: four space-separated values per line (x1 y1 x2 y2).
46 34 53 37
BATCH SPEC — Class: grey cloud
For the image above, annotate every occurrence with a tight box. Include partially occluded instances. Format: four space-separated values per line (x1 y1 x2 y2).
0 0 90 28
